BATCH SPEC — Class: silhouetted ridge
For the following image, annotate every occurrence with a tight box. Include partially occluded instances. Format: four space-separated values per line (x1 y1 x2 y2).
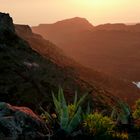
39 17 94 30
55 17 94 27
32 17 94 41
0 12 15 33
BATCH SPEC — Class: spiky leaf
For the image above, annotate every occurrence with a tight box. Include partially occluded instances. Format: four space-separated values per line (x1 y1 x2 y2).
76 93 88 108
60 106 69 130
59 87 67 107
52 92 61 116
74 91 78 106
86 102 91 115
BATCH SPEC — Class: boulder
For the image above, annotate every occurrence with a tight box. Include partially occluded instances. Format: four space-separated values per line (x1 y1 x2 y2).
0 102 48 139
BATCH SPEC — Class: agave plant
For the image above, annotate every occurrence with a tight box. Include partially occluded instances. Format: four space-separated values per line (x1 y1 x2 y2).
111 100 131 125
52 87 87 134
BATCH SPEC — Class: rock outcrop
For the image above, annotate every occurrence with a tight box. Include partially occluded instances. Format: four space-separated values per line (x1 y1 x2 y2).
0 13 15 33
15 24 33 36
0 102 47 139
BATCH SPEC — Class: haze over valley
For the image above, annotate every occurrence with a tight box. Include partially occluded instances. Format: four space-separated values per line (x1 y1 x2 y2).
32 17 140 84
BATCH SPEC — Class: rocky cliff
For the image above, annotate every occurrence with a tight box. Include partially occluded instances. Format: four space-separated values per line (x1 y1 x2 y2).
0 13 15 33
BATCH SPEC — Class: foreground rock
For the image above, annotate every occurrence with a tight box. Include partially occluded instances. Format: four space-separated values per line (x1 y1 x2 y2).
0 102 47 139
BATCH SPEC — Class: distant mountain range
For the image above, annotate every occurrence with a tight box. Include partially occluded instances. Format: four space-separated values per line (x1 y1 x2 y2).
32 17 140 82
16 24 138 107
16 16 140 106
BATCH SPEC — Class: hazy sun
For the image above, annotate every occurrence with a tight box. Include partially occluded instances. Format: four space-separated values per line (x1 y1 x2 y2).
77 0 107 5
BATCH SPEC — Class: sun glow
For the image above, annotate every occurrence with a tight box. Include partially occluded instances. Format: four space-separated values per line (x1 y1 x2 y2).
0 0 140 25
75 0 113 6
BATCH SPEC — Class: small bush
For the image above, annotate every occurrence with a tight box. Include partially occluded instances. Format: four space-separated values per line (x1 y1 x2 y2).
83 112 114 137
112 132 128 140
133 99 140 119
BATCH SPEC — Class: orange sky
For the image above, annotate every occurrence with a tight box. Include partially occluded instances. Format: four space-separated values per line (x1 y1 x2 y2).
0 0 140 25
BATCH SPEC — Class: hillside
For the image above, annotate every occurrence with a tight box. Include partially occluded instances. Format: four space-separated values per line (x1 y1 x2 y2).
0 13 94 110
0 12 119 112
14 17 140 106
32 18 140 82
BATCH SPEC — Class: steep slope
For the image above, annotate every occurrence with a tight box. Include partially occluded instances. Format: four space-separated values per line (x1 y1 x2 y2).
0 13 92 110
15 18 140 106
32 18 140 82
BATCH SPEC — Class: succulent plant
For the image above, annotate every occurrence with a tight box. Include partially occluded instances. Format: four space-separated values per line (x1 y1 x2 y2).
52 87 87 134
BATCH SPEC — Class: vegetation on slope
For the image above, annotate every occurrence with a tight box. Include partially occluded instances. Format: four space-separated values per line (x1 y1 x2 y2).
40 88 140 140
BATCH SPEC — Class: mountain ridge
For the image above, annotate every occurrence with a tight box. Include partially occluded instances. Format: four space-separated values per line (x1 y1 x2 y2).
32 17 140 82
37 17 94 29
21 18 140 106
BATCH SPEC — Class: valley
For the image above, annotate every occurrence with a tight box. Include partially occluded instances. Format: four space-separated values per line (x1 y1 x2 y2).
32 18 140 82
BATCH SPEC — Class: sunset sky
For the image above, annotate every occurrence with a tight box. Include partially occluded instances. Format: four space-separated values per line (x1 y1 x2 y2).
0 0 140 26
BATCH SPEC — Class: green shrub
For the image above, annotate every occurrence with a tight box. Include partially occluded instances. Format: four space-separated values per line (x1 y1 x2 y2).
83 112 114 137
40 88 132 139
133 99 140 119
112 132 128 140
